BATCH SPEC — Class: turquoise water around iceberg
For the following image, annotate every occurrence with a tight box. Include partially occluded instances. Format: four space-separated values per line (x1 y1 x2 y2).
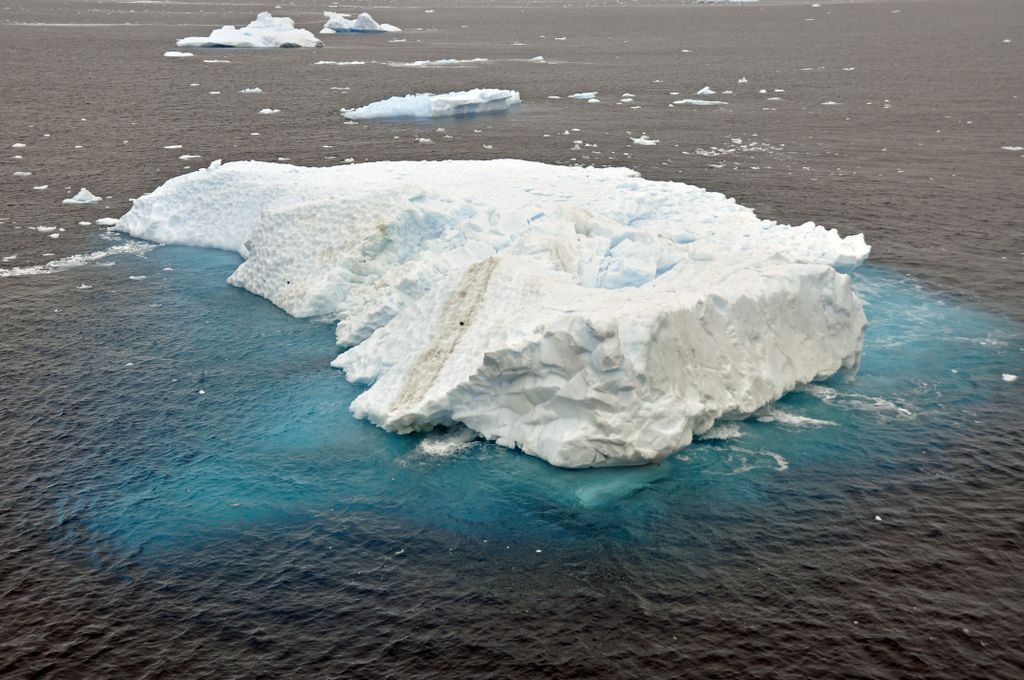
3 236 1021 676
30 240 1017 553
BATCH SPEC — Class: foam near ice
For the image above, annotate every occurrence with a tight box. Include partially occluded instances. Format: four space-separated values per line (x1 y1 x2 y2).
177 12 323 49
116 159 870 468
342 89 520 121
321 11 401 33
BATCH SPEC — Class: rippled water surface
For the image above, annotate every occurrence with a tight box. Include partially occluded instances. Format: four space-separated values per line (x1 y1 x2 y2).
1 0 1022 676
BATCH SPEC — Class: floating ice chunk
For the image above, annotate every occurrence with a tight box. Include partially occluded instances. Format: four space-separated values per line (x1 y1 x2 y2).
1001 146 1023 151
12 143 26 148
117 159 870 468
321 11 401 33
96 217 119 226
315 60 368 65
630 134 658 146
342 89 520 121
179 154 202 160
1003 373 1018 382
63 188 102 205
258 108 280 115
416 137 434 144
177 12 323 49
695 85 716 95
569 91 598 99
0 241 153 277
530 56 545 62
33 185 48 190
164 51 193 57
587 98 600 103
821 100 842 105
12 171 31 177
673 98 727 106
391 58 488 67
203 59 231 64
239 87 263 94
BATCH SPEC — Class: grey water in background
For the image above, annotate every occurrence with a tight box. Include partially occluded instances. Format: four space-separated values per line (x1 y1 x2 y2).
1 0 1022 677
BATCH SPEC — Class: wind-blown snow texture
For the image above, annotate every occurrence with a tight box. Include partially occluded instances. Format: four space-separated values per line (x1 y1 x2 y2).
321 11 401 33
116 160 869 468
342 89 520 120
177 12 323 49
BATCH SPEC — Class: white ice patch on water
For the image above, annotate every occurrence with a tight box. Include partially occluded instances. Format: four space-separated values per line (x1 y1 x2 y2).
0 241 154 277
62 188 102 204
630 134 658 146
115 159 869 468
673 99 727 106
177 12 323 49
342 89 520 120
321 11 401 33
163 51 193 58
389 58 488 68
1003 373 1018 382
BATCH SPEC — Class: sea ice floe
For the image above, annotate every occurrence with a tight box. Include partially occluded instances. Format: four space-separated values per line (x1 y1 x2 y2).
163 51 193 58
1001 146 1023 151
12 171 32 177
695 85 716 95
258 108 281 115
630 134 658 146
0 241 153 277
391 58 488 68
1003 373 1018 382
342 89 520 120
673 99 727 106
239 87 263 94
321 11 401 33
116 159 870 468
177 12 323 49
62 188 102 205
569 91 598 99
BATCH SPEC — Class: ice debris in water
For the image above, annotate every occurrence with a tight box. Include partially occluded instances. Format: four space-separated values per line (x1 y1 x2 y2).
695 85 716 95
116 159 870 469
239 87 263 94
62 188 102 205
630 134 658 146
177 12 323 49
1003 374 1018 382
569 91 598 99
258 108 281 115
163 51 193 58
673 99 727 106
342 89 520 121
321 11 401 33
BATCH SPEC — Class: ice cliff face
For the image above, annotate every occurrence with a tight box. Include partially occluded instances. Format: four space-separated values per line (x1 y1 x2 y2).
116 160 869 468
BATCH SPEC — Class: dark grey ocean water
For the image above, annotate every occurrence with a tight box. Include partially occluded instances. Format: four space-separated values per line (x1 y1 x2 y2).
1 0 1022 677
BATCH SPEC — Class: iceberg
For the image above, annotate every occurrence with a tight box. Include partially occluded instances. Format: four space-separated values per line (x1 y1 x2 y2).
116 159 869 468
63 188 102 205
342 89 520 121
321 11 401 33
177 12 323 49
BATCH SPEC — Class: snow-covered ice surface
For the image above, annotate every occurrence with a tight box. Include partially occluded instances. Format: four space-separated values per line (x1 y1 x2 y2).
321 11 401 34
177 12 323 49
342 89 520 121
117 159 869 468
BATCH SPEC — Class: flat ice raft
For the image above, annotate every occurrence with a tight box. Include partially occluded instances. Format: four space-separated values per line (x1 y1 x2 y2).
177 12 322 49
342 89 520 120
117 160 869 468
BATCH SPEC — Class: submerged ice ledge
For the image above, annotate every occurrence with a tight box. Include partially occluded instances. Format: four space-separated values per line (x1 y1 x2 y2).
116 159 869 468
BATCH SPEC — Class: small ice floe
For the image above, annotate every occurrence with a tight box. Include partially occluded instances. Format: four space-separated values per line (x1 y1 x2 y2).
630 134 658 146
587 98 600 103
33 185 48 190
1001 146 1023 151
416 137 434 144
1003 373 1018 382
321 11 401 33
163 144 183 149
78 221 91 226
177 12 323 48
62 188 102 205
163 51 193 58
49 233 60 239
875 515 883 522
239 87 263 94
673 98 727 106
12 143 26 148
342 89 520 121
128 275 147 280
35 226 57 233
12 171 31 177
179 154 201 160
391 58 487 68
95 217 119 226
569 91 597 99
738 76 748 83
0 241 153 278
203 59 231 64
530 55 545 62
315 60 368 66
821 100 842 105
258 108 280 114
695 85 716 95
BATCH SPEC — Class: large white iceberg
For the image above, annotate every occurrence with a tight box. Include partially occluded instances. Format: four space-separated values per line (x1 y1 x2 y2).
177 12 323 49
321 11 401 33
116 159 869 468
342 89 520 121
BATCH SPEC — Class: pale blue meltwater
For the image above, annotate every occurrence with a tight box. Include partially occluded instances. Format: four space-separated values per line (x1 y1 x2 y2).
47 239 1021 556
